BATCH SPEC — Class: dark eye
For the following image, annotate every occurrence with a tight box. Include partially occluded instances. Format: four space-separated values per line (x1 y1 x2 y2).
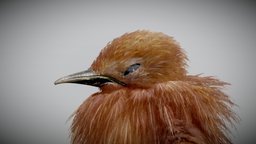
123 63 140 76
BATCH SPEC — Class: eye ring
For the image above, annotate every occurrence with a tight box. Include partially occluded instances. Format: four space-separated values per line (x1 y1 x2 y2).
123 63 141 76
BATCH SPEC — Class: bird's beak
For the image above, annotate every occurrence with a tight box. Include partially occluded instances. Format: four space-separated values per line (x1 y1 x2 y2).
54 69 126 87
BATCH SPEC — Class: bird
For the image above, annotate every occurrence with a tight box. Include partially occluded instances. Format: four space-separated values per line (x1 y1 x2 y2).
55 30 238 144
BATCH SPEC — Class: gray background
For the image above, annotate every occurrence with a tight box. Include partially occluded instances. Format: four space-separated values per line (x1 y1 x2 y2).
0 1 255 144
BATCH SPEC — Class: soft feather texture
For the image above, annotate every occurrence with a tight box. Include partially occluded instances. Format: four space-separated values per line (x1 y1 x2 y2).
70 30 238 144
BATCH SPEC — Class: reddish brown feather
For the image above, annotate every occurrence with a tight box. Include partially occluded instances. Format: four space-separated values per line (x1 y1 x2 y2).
70 30 238 144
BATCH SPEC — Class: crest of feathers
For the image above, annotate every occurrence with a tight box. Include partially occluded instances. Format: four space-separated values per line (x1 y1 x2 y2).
69 30 238 144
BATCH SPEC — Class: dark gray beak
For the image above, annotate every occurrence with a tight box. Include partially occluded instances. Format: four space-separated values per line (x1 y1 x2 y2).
54 69 126 87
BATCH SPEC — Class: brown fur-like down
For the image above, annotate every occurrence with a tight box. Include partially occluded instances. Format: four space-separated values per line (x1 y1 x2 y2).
70 30 238 144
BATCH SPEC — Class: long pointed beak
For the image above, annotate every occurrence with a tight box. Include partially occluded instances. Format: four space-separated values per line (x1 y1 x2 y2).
54 69 126 87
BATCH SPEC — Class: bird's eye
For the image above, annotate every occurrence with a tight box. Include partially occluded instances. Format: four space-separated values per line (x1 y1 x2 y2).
123 63 140 76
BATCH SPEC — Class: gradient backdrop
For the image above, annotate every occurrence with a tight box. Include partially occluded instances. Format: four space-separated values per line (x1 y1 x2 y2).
0 1 255 144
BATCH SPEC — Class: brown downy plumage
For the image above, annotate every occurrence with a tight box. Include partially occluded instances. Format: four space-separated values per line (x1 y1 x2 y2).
55 30 238 144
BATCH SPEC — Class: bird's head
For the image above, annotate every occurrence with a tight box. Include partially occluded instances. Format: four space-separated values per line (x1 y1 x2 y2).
55 30 187 88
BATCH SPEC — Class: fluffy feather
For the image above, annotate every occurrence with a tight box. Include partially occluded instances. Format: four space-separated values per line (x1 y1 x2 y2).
71 76 237 144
